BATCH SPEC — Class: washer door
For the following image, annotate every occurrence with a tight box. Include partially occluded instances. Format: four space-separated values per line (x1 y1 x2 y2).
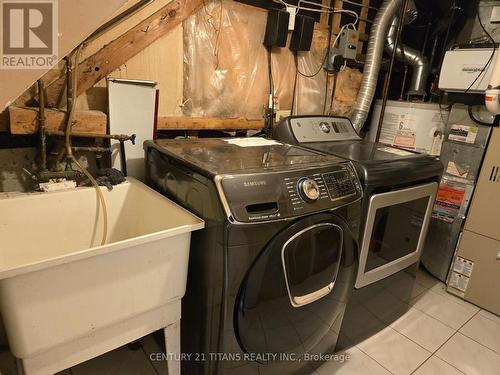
234 213 357 358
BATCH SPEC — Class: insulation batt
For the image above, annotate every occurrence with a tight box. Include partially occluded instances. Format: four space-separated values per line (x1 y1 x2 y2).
183 0 362 118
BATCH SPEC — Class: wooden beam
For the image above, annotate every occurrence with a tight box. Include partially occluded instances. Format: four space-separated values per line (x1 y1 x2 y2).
157 117 264 130
8 107 263 134
76 0 203 96
8 106 107 135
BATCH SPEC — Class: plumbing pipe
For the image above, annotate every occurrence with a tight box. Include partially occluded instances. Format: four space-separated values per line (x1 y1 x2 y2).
119 141 128 176
37 79 48 172
385 1 429 97
351 0 404 133
64 55 75 158
375 0 410 142
63 45 108 246
72 146 112 154
38 170 82 180
399 65 409 100
47 130 136 143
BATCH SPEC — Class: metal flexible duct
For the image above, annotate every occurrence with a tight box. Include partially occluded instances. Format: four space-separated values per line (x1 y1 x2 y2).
386 1 429 97
351 0 403 133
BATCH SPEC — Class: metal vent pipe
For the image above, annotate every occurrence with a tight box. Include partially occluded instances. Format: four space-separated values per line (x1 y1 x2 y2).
351 0 403 133
385 1 429 97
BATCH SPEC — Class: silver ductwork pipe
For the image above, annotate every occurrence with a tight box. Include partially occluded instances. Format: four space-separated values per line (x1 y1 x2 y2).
351 0 403 133
386 1 429 97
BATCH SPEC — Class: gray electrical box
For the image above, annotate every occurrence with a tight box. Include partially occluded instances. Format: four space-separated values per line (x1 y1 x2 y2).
325 29 359 72
337 29 359 60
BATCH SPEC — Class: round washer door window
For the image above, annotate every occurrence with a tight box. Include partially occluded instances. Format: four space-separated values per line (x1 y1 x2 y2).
234 213 357 358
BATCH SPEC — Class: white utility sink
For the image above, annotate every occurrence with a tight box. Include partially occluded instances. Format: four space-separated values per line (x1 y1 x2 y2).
0 178 204 375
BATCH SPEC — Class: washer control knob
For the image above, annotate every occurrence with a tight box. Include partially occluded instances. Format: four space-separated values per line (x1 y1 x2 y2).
319 122 331 133
299 178 320 202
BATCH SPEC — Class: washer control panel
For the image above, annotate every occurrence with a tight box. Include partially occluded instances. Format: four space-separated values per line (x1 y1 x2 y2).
219 163 362 223
284 166 360 214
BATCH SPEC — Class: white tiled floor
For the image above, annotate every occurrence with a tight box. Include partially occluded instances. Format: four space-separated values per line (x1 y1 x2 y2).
1 267 498 375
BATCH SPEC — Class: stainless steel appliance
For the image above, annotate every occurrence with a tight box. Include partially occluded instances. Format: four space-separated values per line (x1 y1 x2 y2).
145 138 363 374
276 115 442 348
276 115 442 289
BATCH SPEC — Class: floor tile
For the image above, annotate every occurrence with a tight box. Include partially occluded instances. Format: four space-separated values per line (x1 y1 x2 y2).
436 333 500 375
71 344 157 375
357 326 431 375
389 307 455 352
429 283 482 312
416 267 441 289
478 309 500 325
315 346 391 375
412 356 466 375
460 313 500 354
410 290 478 330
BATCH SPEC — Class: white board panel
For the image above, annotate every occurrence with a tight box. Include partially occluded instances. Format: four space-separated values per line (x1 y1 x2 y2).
108 78 157 181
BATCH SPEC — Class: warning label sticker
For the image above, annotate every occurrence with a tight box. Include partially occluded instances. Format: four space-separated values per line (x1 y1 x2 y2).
452 256 474 277
432 180 467 223
448 271 470 293
448 125 478 144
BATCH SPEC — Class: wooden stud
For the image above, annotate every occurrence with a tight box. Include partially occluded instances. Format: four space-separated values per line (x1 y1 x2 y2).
8 106 107 135
357 0 370 57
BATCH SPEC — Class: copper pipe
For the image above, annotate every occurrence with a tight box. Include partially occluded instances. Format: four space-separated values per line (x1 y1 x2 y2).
46 129 135 143
400 65 408 100
72 146 112 153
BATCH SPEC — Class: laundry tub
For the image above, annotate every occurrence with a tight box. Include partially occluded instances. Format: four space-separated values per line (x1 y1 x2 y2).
0 178 204 375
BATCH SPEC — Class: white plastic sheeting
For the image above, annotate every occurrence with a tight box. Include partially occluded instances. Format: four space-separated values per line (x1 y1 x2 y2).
182 0 328 118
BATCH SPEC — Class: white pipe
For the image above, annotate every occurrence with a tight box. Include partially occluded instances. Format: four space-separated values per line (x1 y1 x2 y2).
485 49 500 114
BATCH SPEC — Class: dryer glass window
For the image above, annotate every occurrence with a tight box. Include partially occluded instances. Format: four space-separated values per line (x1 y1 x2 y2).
365 196 429 272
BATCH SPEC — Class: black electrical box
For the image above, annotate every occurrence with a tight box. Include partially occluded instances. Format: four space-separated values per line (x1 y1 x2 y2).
290 15 315 51
263 9 289 48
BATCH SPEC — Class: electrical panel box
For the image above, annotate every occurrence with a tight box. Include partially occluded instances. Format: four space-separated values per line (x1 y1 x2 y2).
337 29 359 60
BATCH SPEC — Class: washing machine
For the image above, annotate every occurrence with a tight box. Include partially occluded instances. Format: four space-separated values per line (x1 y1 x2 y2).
276 116 443 347
145 137 363 375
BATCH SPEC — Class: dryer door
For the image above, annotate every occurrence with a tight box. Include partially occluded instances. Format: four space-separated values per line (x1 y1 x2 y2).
234 213 357 358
